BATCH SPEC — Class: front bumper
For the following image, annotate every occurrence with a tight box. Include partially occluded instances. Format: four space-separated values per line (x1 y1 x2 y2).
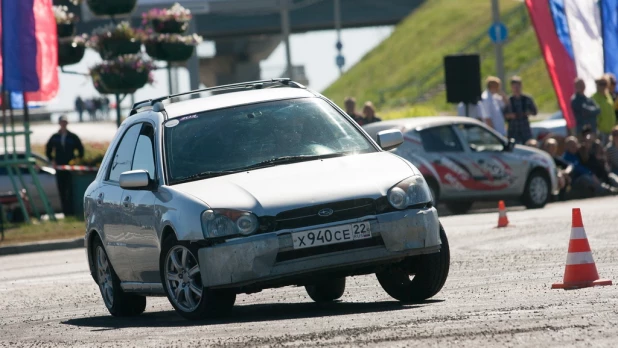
198 207 441 289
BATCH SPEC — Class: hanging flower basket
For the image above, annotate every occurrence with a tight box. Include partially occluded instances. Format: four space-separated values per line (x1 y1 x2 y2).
144 34 202 62
58 36 87 66
98 39 141 60
90 55 155 94
150 19 188 34
142 3 192 34
89 22 142 60
57 23 76 38
86 0 137 16
54 5 76 38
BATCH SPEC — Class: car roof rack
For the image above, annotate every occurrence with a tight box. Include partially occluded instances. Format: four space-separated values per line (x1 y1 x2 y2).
129 78 305 116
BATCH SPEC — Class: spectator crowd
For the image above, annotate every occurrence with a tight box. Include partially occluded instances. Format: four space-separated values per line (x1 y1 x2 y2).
458 73 618 201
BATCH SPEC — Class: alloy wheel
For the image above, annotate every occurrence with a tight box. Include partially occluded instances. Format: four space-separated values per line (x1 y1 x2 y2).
529 176 548 205
96 246 114 308
165 245 203 313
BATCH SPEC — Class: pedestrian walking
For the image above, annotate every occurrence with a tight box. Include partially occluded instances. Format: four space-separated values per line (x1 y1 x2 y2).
571 78 600 136
75 96 84 123
480 76 511 136
362 101 382 124
45 116 84 217
101 96 110 120
591 76 615 144
343 97 365 125
507 76 538 144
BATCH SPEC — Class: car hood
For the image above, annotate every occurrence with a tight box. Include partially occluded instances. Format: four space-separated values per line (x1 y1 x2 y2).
171 152 416 216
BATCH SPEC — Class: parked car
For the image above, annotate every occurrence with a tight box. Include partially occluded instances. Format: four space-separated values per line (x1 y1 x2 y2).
530 111 568 141
363 117 559 214
84 79 450 320
0 148 62 220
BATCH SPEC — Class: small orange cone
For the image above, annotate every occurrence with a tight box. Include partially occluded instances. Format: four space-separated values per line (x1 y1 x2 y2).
552 208 612 290
497 200 509 228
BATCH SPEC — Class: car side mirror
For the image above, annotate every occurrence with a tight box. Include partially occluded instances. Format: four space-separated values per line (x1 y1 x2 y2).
119 170 151 190
377 129 404 151
505 138 516 152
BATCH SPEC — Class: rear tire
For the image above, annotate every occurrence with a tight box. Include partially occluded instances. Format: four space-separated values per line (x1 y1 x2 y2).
522 170 550 209
445 201 473 215
93 237 146 317
376 225 450 303
160 234 236 321
305 277 346 303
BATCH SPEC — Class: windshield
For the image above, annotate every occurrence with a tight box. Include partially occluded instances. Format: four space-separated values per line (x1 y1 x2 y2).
164 97 376 184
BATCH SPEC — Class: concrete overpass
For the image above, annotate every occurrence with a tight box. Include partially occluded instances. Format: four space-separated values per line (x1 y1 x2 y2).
76 0 424 89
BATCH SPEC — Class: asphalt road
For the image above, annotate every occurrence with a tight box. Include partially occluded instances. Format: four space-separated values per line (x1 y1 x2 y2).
1 197 617 347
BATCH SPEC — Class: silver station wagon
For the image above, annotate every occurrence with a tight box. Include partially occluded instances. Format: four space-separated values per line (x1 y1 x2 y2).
363 117 559 214
84 79 450 320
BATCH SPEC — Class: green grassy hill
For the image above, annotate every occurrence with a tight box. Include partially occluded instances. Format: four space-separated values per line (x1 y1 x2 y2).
322 0 556 119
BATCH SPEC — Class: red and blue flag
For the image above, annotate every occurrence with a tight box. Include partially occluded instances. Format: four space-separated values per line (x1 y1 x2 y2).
0 0 58 105
526 0 618 130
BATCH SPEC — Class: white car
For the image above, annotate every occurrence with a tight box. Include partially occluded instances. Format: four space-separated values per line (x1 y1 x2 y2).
363 117 559 214
84 79 450 320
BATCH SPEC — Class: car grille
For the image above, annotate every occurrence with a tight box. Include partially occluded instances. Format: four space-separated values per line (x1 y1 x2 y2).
274 198 375 231
275 236 384 263
255 197 394 234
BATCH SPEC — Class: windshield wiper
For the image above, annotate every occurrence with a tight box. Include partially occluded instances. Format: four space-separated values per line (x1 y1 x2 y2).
172 170 243 184
242 153 343 170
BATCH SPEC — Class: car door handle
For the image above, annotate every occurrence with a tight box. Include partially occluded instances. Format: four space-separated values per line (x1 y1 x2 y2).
96 193 104 205
123 196 131 207
477 159 485 164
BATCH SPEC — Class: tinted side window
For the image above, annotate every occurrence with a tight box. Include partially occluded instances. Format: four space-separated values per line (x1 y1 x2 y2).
107 124 142 182
132 124 156 180
458 124 504 152
420 126 463 152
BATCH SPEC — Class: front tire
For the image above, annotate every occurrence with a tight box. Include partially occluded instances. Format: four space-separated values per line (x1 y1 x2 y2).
160 234 236 320
93 238 146 317
522 170 550 209
376 225 450 303
305 277 346 303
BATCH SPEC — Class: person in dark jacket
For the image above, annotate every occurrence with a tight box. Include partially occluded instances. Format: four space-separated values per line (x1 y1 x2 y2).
46 116 84 216
571 78 600 136
362 101 382 124
507 76 538 144
344 97 365 125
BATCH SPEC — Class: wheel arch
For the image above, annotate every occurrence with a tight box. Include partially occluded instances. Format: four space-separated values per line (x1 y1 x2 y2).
86 229 103 281
160 224 178 245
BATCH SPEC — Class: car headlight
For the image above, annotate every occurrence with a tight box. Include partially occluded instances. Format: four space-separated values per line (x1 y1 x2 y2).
387 175 433 209
201 209 259 238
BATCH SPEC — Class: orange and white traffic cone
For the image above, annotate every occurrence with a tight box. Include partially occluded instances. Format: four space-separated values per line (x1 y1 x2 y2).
497 200 509 228
551 208 612 290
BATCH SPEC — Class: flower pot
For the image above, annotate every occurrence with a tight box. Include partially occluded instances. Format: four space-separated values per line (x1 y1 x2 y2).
98 39 141 60
86 0 137 16
98 70 149 94
151 19 188 34
58 40 86 66
145 41 195 62
57 23 75 38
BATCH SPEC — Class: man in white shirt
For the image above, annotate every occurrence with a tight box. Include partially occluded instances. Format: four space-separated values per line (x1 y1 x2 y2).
480 76 511 136
457 101 487 120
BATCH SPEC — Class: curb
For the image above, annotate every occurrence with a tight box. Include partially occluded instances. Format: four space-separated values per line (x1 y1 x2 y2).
0 238 84 257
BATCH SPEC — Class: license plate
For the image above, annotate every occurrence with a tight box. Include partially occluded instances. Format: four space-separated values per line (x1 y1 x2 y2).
291 222 371 249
